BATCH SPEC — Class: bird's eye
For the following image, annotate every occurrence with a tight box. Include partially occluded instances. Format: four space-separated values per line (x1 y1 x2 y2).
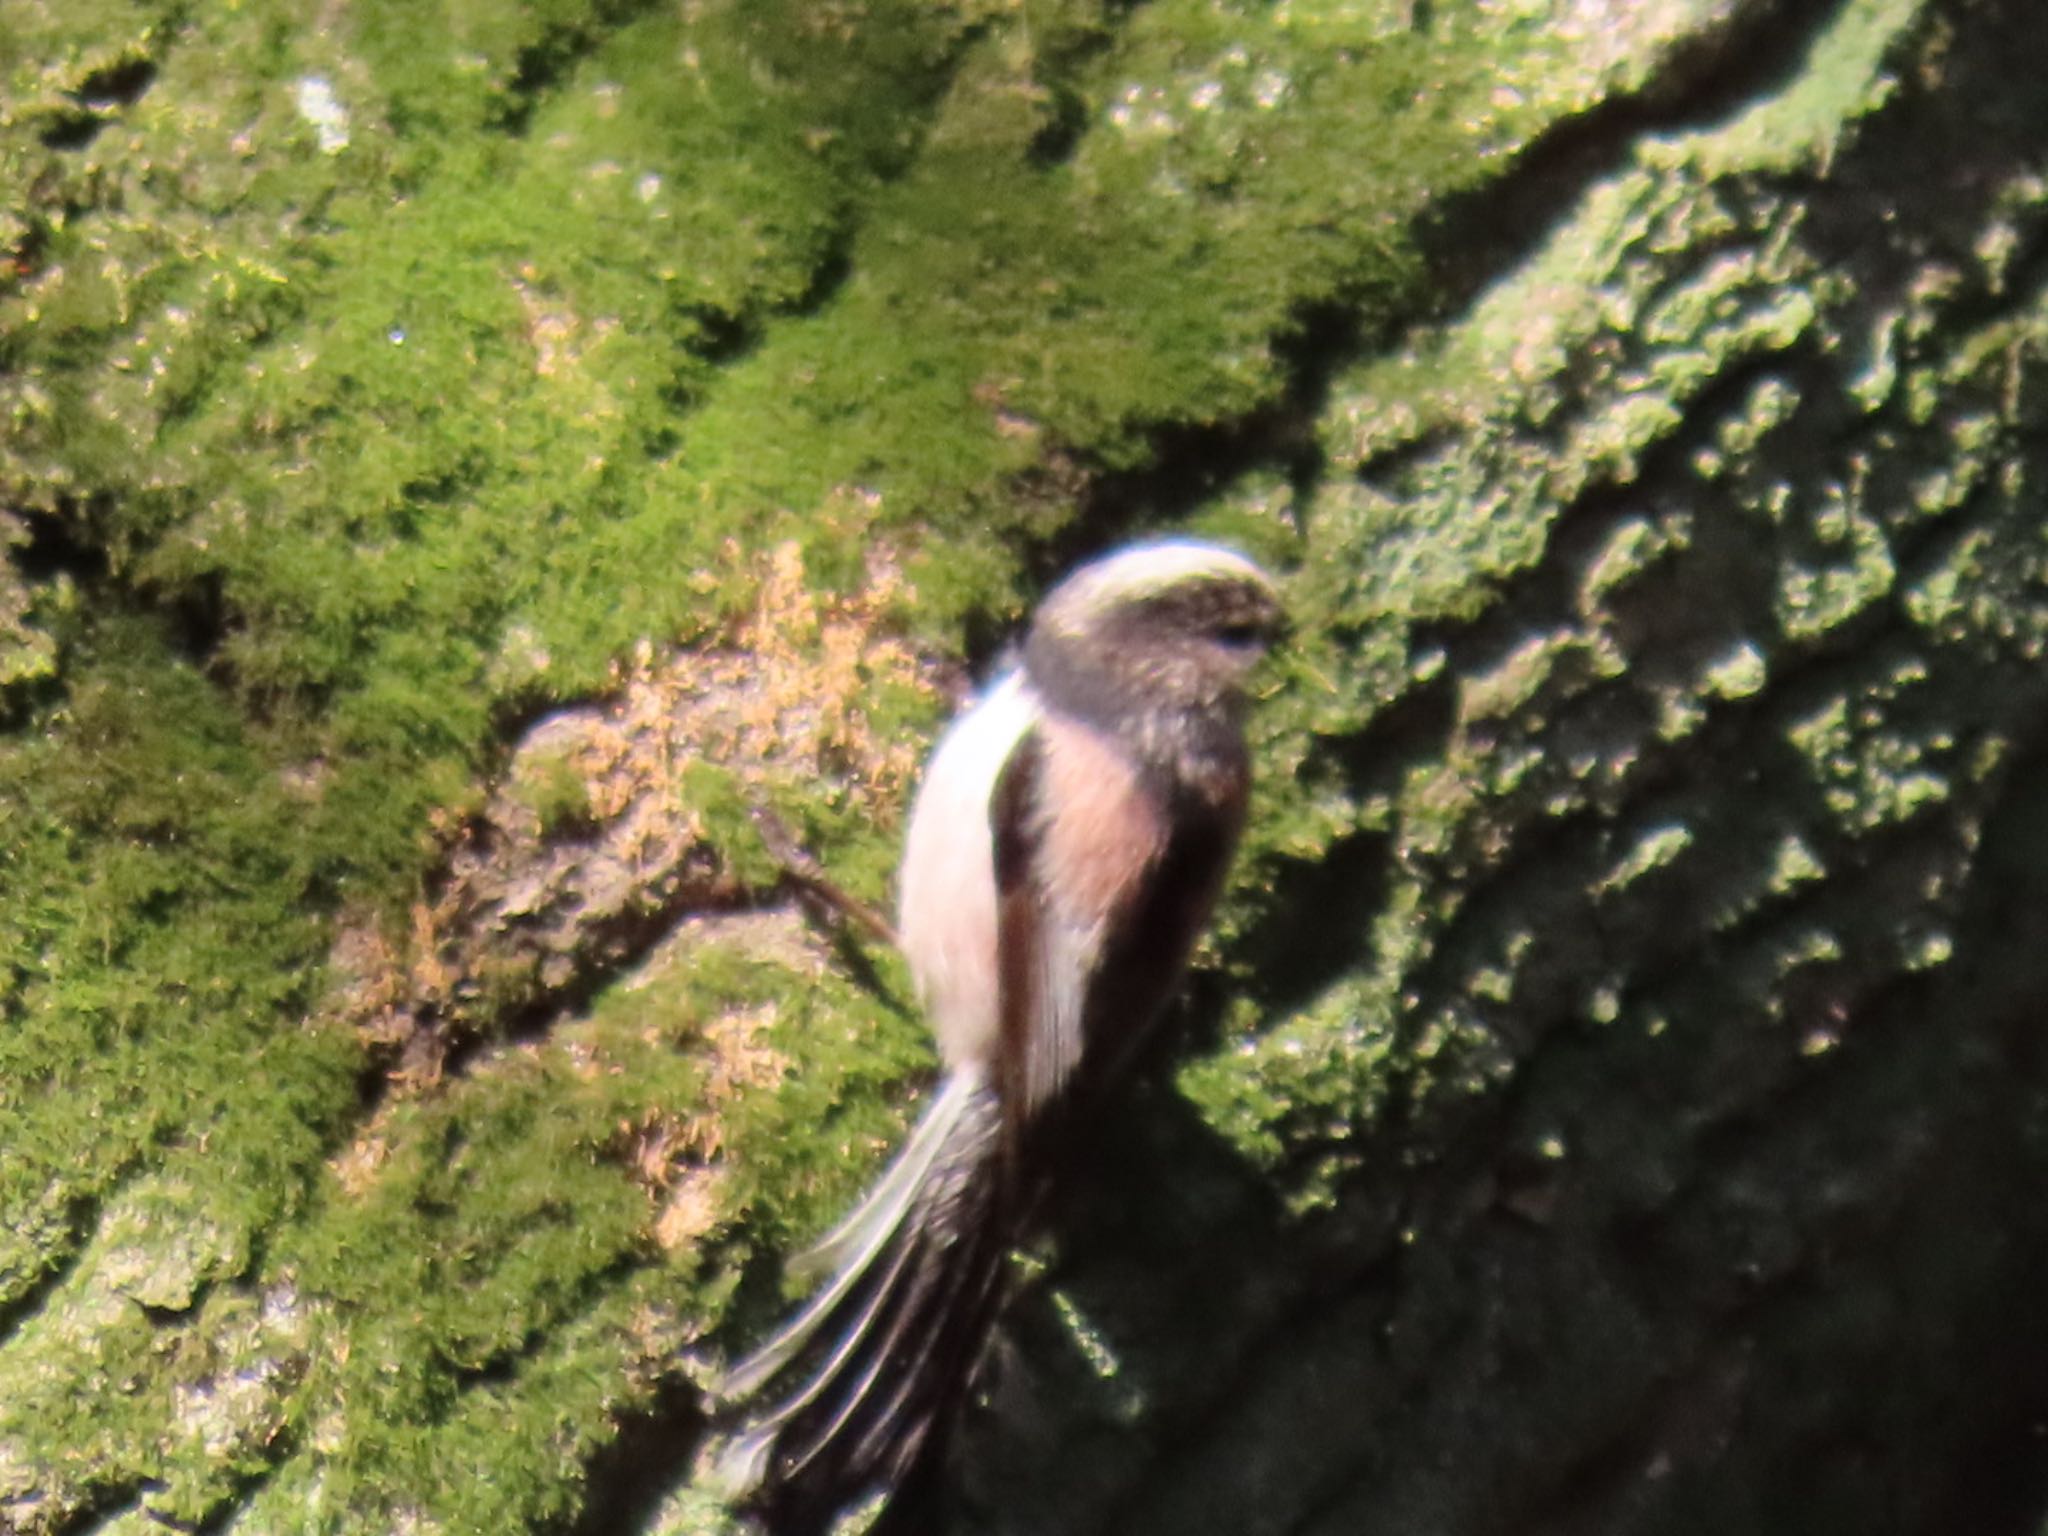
1213 621 1266 649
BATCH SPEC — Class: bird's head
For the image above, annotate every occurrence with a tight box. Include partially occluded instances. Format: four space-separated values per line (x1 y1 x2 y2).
1023 539 1283 756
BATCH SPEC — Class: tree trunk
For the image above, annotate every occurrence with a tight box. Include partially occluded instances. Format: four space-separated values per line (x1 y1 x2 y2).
3 2 2045 1535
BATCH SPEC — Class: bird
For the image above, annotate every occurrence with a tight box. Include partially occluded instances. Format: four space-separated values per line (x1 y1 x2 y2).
707 538 1283 1532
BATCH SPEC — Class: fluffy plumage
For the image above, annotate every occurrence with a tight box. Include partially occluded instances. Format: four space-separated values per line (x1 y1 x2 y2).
709 539 1281 1532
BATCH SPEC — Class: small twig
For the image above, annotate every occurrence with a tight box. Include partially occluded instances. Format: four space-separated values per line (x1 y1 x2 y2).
750 806 899 949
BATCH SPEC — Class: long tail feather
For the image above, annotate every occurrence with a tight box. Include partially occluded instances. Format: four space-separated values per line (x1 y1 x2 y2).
708 1069 1010 1533
718 1072 981 1404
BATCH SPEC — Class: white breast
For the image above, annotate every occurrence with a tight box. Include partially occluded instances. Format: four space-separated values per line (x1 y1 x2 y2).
895 671 1040 1071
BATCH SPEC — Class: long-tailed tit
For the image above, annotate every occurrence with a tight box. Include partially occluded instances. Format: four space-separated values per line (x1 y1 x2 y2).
710 539 1283 1531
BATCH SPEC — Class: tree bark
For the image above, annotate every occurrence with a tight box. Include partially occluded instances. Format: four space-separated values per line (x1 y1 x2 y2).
3 2 2046 1535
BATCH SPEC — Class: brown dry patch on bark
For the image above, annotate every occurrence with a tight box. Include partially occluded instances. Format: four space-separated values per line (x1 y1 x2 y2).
323 539 932 1091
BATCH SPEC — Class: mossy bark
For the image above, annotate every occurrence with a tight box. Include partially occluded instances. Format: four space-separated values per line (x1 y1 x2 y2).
3 1 2046 1534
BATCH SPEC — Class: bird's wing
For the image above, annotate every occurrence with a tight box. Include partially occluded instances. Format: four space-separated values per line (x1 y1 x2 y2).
989 725 1071 1144
989 713 1174 1138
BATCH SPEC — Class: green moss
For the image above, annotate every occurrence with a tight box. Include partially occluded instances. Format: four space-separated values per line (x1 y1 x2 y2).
0 630 359 1525
2 0 1761 969
1596 822 1694 895
677 760 779 892
1197 0 1945 1170
1776 494 1896 641
1785 679 1955 832
1767 833 1827 894
512 744 597 836
1699 640 1769 701
0 628 351 1265
0 516 63 689
3 0 2000 1527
